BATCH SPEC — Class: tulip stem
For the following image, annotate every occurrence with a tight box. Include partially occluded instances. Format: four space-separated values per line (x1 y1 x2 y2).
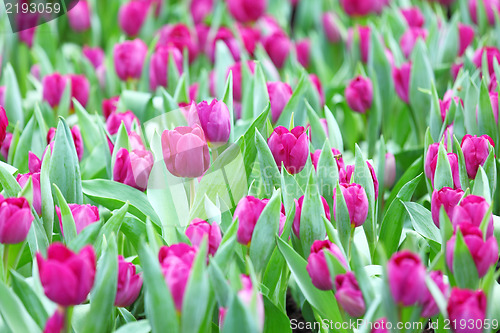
2 244 8 282
189 178 196 208
212 148 219 162
64 306 74 333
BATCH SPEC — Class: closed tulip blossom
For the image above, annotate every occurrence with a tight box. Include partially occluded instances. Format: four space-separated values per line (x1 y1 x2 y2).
340 0 377 16
113 148 153 192
469 0 500 25
106 111 140 135
345 76 373 113
118 0 150 36
458 24 474 57
226 61 256 103
401 7 425 27
371 318 389 333
16 171 41 216
335 183 369 227
102 96 119 120
452 195 494 238
310 148 345 172
263 31 292 69
42 73 68 108
400 27 427 58
67 0 91 32
431 187 464 227
161 124 210 178
208 27 241 63
190 0 213 23
267 82 293 123
306 240 347 290
149 45 183 91
392 62 411 103
347 26 371 63
424 143 440 179
185 218 222 256
293 195 331 238
267 126 309 175
472 46 500 76
384 152 396 188
56 203 100 235
195 99 231 146
0 106 8 144
115 256 143 307
44 309 65 333
238 25 260 57
322 12 342 43
227 0 266 23
113 39 148 81
310 74 325 106
82 46 105 69
387 250 427 306
447 288 487 333
421 271 449 317
1 133 12 160
37 243 96 306
0 195 33 244
296 39 311 68
233 196 267 245
236 275 265 331
461 134 494 179
335 272 366 317
158 243 196 311
68 74 90 109
157 24 198 63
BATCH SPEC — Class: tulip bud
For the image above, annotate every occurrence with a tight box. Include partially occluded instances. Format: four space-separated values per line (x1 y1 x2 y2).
340 0 378 16
190 0 213 24
0 195 33 244
392 62 411 103
461 134 495 179
233 196 267 245
311 148 345 172
371 318 389 333
37 243 96 306
296 39 311 68
227 0 266 23
347 26 371 63
195 99 231 146
82 46 105 69
293 195 331 238
387 250 427 306
431 187 464 227
161 124 211 178
306 240 347 290
106 111 140 135
345 76 373 113
421 271 449 317
310 74 325 106
263 31 292 69
424 143 440 179
400 27 427 59
102 96 119 120
118 0 149 36
0 106 8 144
113 39 148 81
158 243 196 311
334 271 366 317
209 27 241 63
1 133 12 160
458 24 474 57
472 46 500 76
157 24 198 63
336 183 369 227
447 223 498 278
238 25 260 57
268 126 309 175
384 152 396 188
185 218 222 256
113 148 153 192
447 288 487 333
43 309 65 333
401 7 425 27
68 74 90 109
67 0 91 32
226 61 256 103
16 172 41 215
267 82 293 123
115 255 143 307
42 73 68 108
236 275 265 331
56 203 100 236
452 195 494 238
469 0 500 25
149 45 184 91
322 12 342 43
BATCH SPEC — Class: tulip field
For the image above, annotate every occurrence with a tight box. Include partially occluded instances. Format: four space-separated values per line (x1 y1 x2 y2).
2 0 500 332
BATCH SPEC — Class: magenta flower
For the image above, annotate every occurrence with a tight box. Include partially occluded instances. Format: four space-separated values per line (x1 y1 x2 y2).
233 196 267 245
115 255 143 307
67 0 91 32
185 218 222 256
387 250 427 306
469 0 500 25
458 23 475 57
267 82 293 123
82 46 105 69
293 195 331 238
0 106 7 145
400 27 427 58
306 240 347 290
384 152 396 188
451 195 494 238
401 7 425 27
267 126 309 175
335 183 369 227
421 271 449 317
113 148 154 192
118 0 150 36
195 99 231 146
227 0 266 23
311 148 344 172
345 76 373 113
431 187 464 227
56 203 100 235
322 12 342 43
43 309 65 333
106 111 139 135
149 45 183 91
447 288 487 333
461 134 495 179
335 271 366 317
263 31 292 69
113 39 148 81
42 73 67 108
472 46 500 76
296 39 311 68
392 62 411 103
0 195 33 244
157 24 198 63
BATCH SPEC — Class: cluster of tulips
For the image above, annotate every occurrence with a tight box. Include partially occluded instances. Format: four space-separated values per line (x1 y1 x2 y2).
1 0 500 332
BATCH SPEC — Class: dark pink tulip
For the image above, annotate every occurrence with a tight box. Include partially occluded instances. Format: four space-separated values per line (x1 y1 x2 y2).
43 309 64 333
469 0 500 25
392 62 411 103
113 39 148 81
439 91 463 122
16 172 41 215
0 106 7 144
227 0 266 23
400 27 427 58
118 0 150 36
190 0 213 23
384 152 396 188
322 12 341 43
431 0 455 5
56 203 100 235
335 271 365 317
472 46 500 76
157 24 198 63
82 46 105 69
345 76 373 113
336 183 369 227
339 164 355 184
452 195 494 238
226 61 256 102
236 275 265 331
42 73 67 108
238 25 261 57
158 243 196 311
115 255 143 307
267 126 309 175
0 86 5 108
447 288 487 333
37 243 96 306
421 271 449 317
209 27 240 63
233 196 267 245
311 148 345 172
149 45 183 91
18 13 37 48
263 31 292 69
340 0 377 16
310 74 325 106
458 24 474 57
461 134 494 179
293 195 331 238
451 63 463 81
68 74 90 109
185 218 222 256
347 26 371 63
429 152 461 190
196 99 231 146
387 250 426 306
1 133 12 160
296 39 311 68
195 24 210 54
401 7 425 27
106 111 139 135
102 96 119 120
431 187 464 227
446 223 498 278
67 0 91 32
306 240 347 290
0 195 33 244
267 82 293 123
161 124 210 178
113 148 153 192
424 143 440 179
371 318 389 333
